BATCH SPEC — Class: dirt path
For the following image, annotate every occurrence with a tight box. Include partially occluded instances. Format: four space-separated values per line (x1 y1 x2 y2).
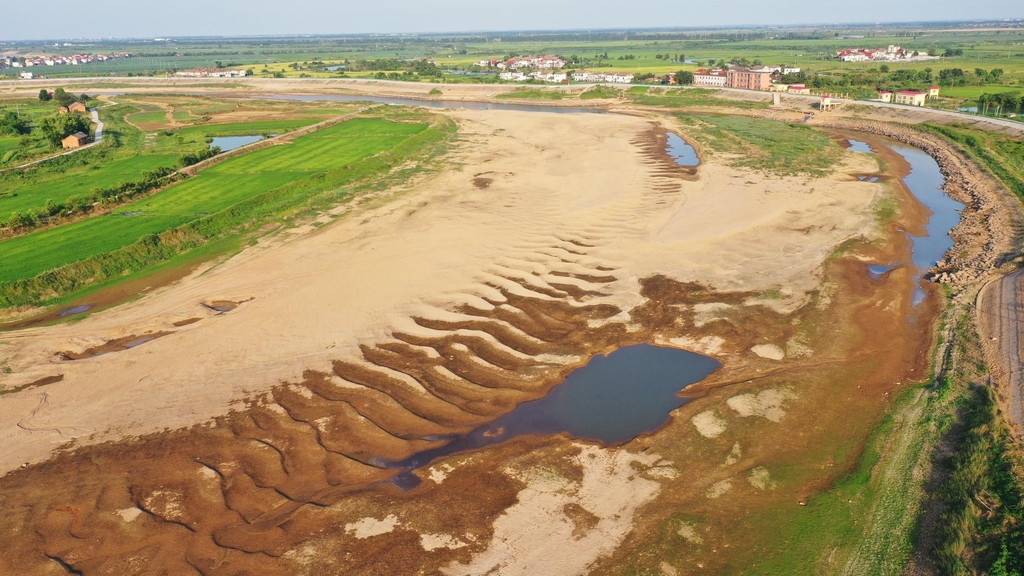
978 269 1024 430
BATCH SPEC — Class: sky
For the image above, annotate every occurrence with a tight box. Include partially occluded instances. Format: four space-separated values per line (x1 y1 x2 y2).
1 0 1021 41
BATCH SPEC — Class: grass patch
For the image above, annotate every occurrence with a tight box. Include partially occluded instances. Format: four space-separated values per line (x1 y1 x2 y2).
496 87 565 100
579 86 621 99
919 123 1024 202
627 88 769 110
681 114 842 176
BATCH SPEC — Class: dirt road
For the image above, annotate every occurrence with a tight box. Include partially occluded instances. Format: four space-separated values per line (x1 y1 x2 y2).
978 269 1024 429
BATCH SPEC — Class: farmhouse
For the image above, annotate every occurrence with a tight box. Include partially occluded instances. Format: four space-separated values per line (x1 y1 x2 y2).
788 85 811 94
927 85 940 98
68 101 87 113
726 66 772 90
895 90 926 106
19 72 33 79
61 132 87 149
878 90 893 102
693 69 727 87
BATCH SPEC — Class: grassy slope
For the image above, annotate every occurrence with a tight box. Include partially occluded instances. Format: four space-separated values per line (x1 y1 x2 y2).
0 118 426 283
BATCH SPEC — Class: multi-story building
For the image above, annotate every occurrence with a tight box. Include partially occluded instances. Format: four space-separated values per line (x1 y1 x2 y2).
726 66 772 91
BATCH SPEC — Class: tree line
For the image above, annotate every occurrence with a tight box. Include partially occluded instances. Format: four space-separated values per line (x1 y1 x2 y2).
5 166 178 232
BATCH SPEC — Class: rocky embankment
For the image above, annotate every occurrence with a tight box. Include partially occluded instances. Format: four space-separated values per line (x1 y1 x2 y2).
811 118 1021 286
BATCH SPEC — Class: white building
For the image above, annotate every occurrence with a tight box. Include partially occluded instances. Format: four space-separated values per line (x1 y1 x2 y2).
604 72 634 84
693 69 728 87
530 71 566 82
499 71 528 81
19 72 33 79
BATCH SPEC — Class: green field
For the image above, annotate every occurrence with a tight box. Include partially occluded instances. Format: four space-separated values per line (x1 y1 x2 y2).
0 154 178 215
0 118 427 282
935 85 1023 99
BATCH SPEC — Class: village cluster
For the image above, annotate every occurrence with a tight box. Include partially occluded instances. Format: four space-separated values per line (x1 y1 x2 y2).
836 44 933 62
2 52 132 80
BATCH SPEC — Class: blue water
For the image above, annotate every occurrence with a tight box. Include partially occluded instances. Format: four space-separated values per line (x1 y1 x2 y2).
57 305 92 317
387 344 720 488
857 140 962 304
211 135 264 151
847 138 873 153
893 143 964 303
867 264 895 279
666 133 700 166
266 93 605 114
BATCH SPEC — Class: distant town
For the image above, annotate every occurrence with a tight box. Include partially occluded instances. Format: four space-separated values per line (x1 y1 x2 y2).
0 52 132 69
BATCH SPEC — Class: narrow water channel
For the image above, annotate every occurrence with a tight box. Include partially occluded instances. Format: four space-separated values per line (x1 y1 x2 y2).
387 344 720 488
848 138 963 304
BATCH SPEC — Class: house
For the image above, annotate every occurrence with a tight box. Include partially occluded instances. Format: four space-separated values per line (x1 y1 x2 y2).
895 90 926 106
499 71 528 81
572 70 602 82
927 85 940 98
820 94 836 111
603 72 634 84
726 67 772 91
878 90 893 103
62 132 88 149
693 69 728 87
68 101 87 113
530 71 567 83
19 72 33 79
59 106 69 114
788 85 811 94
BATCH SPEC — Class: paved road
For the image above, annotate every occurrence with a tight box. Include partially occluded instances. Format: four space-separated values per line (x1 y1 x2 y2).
978 269 1024 429
0 103 108 173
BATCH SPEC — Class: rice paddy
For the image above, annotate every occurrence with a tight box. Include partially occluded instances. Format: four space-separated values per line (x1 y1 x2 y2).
0 118 428 283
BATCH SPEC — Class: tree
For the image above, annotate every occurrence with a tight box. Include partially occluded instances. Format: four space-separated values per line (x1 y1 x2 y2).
52 87 77 108
675 70 694 85
38 89 51 102
0 111 30 136
38 113 90 147
879 64 889 73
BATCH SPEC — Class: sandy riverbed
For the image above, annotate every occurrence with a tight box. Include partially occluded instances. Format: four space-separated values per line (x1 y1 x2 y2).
0 109 882 475
0 104 944 576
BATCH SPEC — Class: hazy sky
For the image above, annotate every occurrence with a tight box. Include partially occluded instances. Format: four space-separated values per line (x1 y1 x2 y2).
1 0 1021 41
